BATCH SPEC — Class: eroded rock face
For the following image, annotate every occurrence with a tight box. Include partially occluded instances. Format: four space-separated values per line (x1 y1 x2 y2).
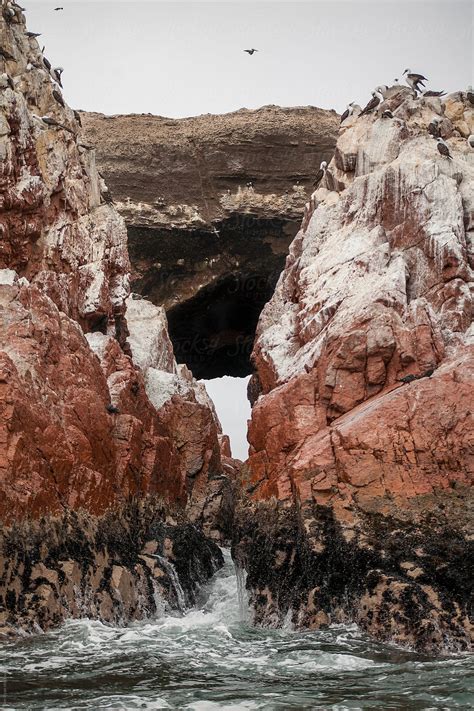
0 21 129 336
0 6 230 634
0 501 223 635
82 107 338 376
235 87 474 653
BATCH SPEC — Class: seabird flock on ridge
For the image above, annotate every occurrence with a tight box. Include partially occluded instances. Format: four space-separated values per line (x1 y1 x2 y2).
0 1 84 141
0 3 472 196
335 66 474 175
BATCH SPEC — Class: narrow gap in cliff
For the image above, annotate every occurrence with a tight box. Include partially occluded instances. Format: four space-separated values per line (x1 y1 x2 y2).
201 376 251 460
128 216 299 381
166 271 276 380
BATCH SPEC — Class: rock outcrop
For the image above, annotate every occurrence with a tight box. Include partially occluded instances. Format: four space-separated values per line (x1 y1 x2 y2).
235 87 474 653
0 4 230 635
82 107 338 377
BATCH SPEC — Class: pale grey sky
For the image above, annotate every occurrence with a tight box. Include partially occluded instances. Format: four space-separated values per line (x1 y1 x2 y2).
22 1 473 459
25 1 472 118
203 377 251 459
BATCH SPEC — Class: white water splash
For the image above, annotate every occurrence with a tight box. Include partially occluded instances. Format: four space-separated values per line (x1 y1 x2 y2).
152 554 187 613
1 549 469 710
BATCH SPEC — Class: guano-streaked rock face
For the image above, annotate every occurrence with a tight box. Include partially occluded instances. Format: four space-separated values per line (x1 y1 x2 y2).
0 4 230 636
235 87 474 653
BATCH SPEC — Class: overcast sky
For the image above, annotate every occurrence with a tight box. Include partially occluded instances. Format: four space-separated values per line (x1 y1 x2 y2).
25 1 472 118
22 1 473 459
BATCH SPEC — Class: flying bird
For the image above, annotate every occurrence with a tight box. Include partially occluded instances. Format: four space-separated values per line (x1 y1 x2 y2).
403 69 427 93
25 31 41 38
435 137 452 159
359 90 384 116
244 48 258 55
312 161 327 189
421 89 446 98
53 7 63 10
466 85 474 106
340 102 355 123
427 117 441 138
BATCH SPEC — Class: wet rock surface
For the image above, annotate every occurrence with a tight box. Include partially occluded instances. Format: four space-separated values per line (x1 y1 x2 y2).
0 501 223 636
235 87 474 653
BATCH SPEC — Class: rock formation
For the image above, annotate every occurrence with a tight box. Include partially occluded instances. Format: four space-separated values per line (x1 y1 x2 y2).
82 108 338 377
234 87 474 653
0 4 229 635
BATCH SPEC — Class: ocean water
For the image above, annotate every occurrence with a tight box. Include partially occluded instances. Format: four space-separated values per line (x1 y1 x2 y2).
1 550 473 710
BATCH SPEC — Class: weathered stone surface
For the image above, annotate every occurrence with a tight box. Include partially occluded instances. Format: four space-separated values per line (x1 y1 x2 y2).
0 7 229 634
235 87 474 653
0 16 129 336
0 501 223 636
81 107 339 377
81 106 338 230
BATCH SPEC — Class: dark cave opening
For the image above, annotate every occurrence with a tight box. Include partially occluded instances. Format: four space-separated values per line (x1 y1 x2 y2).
128 213 299 380
166 271 276 379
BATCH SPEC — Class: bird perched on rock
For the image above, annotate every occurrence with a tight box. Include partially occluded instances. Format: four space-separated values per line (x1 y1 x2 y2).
428 117 441 138
421 368 434 378
25 31 41 38
244 48 258 55
73 109 82 126
43 56 52 72
381 109 393 119
375 84 389 97
32 114 74 134
3 5 16 23
101 187 115 205
435 137 452 159
403 69 427 93
52 88 65 107
0 72 14 90
0 46 15 61
312 161 327 188
51 66 63 87
340 102 355 123
359 90 384 116
106 404 120 414
421 89 446 98
398 374 417 384
466 85 474 106
467 135 474 150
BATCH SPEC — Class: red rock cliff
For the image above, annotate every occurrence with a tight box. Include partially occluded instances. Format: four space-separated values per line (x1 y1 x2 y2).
0 4 229 635
235 86 474 653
